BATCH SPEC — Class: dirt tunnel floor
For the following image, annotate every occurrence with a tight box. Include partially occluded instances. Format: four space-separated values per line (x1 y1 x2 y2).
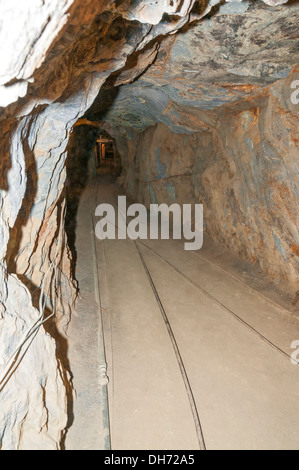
64 174 299 451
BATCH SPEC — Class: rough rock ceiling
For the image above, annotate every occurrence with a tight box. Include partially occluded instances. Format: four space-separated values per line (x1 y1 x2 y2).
0 0 211 107
85 0 299 133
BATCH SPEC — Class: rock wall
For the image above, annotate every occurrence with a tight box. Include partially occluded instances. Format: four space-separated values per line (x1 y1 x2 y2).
109 69 299 292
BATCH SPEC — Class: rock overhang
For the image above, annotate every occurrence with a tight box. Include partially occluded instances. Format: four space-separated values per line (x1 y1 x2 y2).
85 0 299 134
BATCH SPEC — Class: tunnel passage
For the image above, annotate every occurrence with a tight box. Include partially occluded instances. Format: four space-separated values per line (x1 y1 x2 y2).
95 133 115 169
0 0 298 451
65 124 121 277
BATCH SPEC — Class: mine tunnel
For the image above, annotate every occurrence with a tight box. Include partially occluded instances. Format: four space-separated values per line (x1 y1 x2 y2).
0 0 299 452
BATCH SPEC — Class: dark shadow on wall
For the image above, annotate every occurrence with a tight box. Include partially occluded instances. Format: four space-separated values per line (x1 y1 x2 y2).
0 118 15 191
42 193 75 450
65 125 100 279
84 81 120 121
6 131 38 272
65 89 122 281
